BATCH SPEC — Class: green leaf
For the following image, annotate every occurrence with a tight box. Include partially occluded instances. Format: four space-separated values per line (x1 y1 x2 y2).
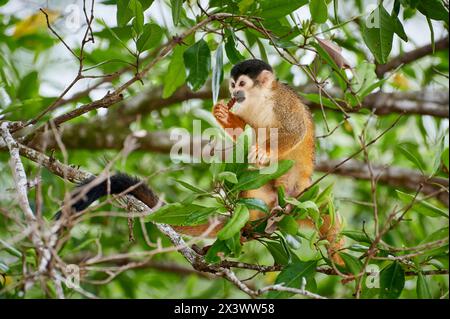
117 0 133 26
286 199 319 215
205 239 230 263
417 0 449 23
17 71 39 100
180 193 200 204
441 147 449 170
209 157 226 181
277 185 286 207
267 260 317 298
136 23 162 52
114 0 153 11
362 4 396 64
130 0 144 34
267 240 289 260
391 1 408 42
225 233 242 257
417 227 449 261
352 61 375 92
162 45 186 98
380 262 405 299
174 179 209 194
263 240 298 265
339 252 363 275
145 203 217 225
238 0 254 13
183 39 211 91
310 0 328 24
224 34 244 64
420 227 448 244
233 160 295 191
170 0 184 26
260 0 308 19
351 61 385 98
218 171 238 184
113 0 155 30
223 125 252 176
212 44 224 104
185 206 221 225
217 204 249 240
237 198 269 213
287 198 320 226
341 230 372 244
300 93 344 110
396 190 449 219
315 183 334 207
416 272 432 298
256 38 268 62
101 20 133 54
141 0 155 10
397 144 425 173
278 215 299 235
299 184 320 201
392 16 408 42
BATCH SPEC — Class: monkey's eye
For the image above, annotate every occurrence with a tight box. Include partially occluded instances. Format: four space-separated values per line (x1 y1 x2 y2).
231 83 235 88
239 81 245 87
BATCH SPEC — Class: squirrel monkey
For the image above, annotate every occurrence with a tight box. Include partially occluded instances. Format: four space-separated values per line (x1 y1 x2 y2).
213 59 343 263
58 59 344 264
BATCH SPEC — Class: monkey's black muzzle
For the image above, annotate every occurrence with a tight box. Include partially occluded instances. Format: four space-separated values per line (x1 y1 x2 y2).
233 90 246 103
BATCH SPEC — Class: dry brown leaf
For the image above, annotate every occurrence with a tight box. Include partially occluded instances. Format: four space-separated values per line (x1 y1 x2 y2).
316 37 352 69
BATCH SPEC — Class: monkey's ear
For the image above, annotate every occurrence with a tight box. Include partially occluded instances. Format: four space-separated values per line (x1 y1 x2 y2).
257 70 275 88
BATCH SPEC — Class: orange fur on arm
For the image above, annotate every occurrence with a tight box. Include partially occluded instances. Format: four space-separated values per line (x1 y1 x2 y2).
213 98 247 139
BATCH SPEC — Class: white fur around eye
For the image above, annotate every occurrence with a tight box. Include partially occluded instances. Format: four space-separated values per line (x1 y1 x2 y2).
234 85 275 128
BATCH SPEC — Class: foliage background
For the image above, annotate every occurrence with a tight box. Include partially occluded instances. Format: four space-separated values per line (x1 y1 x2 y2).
0 0 448 299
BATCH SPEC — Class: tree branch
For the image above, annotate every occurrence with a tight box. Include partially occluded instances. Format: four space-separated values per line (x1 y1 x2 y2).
362 90 449 118
315 158 449 207
376 36 449 77
107 85 450 121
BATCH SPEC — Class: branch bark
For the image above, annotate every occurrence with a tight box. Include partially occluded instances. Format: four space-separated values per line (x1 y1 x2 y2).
376 37 449 77
104 85 450 121
362 90 449 118
315 158 449 207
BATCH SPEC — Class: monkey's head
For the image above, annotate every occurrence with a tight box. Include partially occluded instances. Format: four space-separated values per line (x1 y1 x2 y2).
229 59 275 104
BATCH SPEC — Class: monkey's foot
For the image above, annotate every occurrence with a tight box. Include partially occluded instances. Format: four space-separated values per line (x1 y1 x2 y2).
329 250 345 266
328 238 345 266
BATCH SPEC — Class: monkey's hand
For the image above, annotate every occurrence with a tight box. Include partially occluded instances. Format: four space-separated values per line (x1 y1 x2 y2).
248 145 271 166
213 101 246 132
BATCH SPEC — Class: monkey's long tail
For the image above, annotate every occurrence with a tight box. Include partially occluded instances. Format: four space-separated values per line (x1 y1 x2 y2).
54 173 159 219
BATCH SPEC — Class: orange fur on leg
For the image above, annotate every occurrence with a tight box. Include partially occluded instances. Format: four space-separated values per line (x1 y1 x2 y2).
297 215 344 266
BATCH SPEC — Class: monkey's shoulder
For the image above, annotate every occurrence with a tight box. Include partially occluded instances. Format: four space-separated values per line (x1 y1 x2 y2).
268 82 315 135
272 82 307 116
272 82 306 109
